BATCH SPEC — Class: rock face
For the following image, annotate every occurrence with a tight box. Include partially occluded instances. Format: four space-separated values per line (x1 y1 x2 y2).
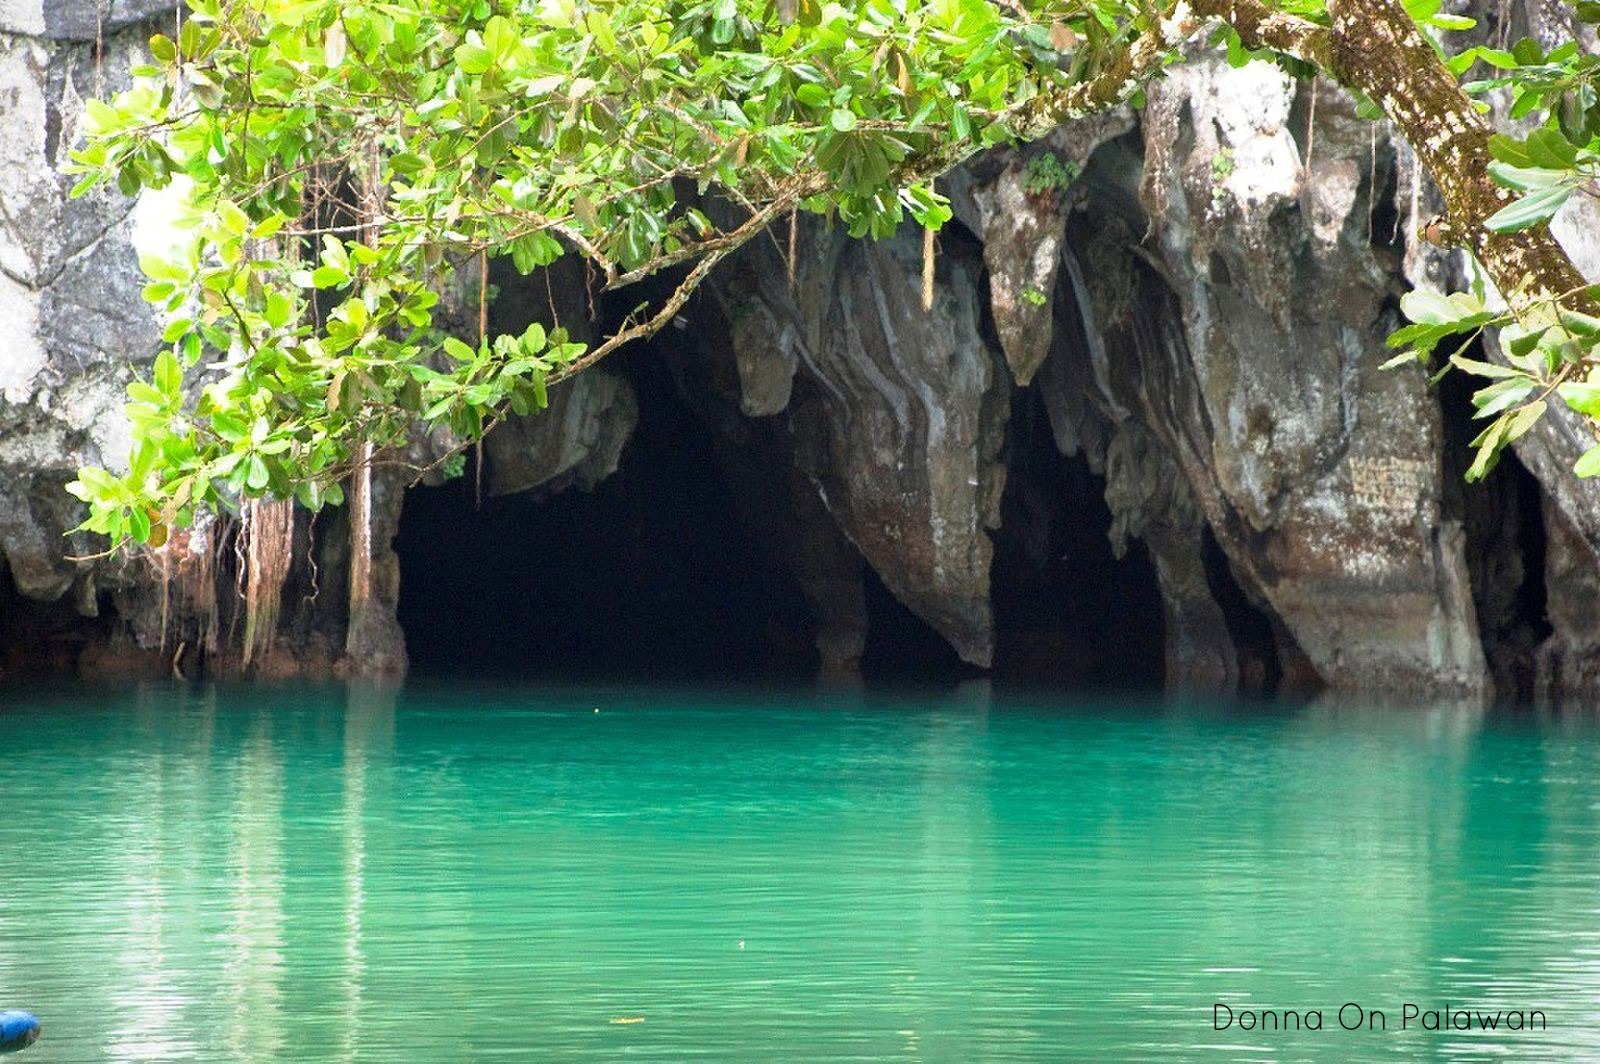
1 0 175 39
482 259 639 500
1 17 162 645
1125 60 1484 694
0 0 1593 699
691 221 1009 668
951 113 1135 388
1513 196 1600 698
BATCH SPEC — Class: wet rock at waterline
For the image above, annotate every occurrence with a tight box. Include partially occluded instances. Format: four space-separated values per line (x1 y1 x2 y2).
1130 60 1484 694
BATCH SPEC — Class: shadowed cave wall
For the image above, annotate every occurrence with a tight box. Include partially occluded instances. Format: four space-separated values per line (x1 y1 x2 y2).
394 344 1171 690
396 349 817 683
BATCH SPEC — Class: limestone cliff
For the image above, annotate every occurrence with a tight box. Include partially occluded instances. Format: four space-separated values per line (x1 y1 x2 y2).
0 0 1591 700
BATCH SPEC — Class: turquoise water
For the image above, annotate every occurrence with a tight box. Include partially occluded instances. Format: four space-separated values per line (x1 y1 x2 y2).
3 683 1600 1060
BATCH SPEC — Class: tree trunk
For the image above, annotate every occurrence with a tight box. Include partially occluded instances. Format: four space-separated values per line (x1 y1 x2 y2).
1327 0 1592 308
345 438 375 660
346 145 381 664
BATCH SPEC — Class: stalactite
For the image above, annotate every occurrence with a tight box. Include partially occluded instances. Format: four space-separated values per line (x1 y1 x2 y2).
242 499 294 668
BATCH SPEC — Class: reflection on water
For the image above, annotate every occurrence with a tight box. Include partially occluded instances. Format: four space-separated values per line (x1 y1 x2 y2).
3 683 1600 1059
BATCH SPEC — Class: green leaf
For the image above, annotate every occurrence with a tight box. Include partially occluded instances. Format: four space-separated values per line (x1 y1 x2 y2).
1485 185 1574 232
1450 354 1524 379
1510 37 1543 64
245 453 270 492
1467 413 1510 481
1577 444 1600 477
1558 309 1600 336
311 265 348 288
1503 399 1547 444
264 292 293 329
1488 163 1565 192
1558 381 1600 417
128 506 152 544
1526 128 1580 169
1472 47 1519 69
456 41 493 74
217 201 250 236
1400 289 1473 325
795 83 830 108
830 108 857 132
295 479 325 511
1473 377 1536 418
1507 326 1550 359
154 350 182 394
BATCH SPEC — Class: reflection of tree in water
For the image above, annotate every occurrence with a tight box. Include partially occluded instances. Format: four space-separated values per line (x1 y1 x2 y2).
103 686 219 1061
340 682 397 1059
907 690 994 1057
222 702 287 1060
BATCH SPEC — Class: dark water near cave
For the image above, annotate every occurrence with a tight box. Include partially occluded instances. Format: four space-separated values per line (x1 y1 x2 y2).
3 685 1600 1060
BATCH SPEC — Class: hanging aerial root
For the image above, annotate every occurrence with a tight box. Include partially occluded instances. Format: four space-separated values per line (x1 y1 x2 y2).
241 498 294 667
144 517 221 661
921 224 935 311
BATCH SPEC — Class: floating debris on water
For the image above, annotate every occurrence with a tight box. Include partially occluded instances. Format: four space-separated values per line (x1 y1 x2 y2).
0 1011 40 1055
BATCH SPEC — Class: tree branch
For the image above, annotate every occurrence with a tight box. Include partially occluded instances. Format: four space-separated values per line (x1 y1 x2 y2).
1189 0 1333 67
1008 2 1204 140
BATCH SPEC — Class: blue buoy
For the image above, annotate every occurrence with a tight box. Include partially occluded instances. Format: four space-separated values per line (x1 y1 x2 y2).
0 1011 39 1054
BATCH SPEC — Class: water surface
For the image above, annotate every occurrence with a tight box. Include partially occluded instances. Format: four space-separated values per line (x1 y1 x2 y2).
3 683 1599 1060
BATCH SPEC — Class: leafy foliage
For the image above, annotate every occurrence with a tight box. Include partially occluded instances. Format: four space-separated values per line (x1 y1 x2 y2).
62 0 1600 550
68 0 1169 548
1020 150 1081 196
1382 12 1600 482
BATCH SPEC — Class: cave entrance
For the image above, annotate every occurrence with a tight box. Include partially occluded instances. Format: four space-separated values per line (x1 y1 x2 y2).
988 388 1168 691
0 558 119 680
1437 345 1552 701
394 349 822 683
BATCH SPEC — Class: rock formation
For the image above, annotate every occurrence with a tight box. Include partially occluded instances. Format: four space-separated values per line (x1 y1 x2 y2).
0 0 1594 701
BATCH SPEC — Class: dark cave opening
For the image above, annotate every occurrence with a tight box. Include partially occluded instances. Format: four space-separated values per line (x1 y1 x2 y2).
395 348 819 683
988 388 1168 692
1437 350 1552 700
396 229 1179 692
0 560 115 679
1199 525 1284 697
858 565 968 685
